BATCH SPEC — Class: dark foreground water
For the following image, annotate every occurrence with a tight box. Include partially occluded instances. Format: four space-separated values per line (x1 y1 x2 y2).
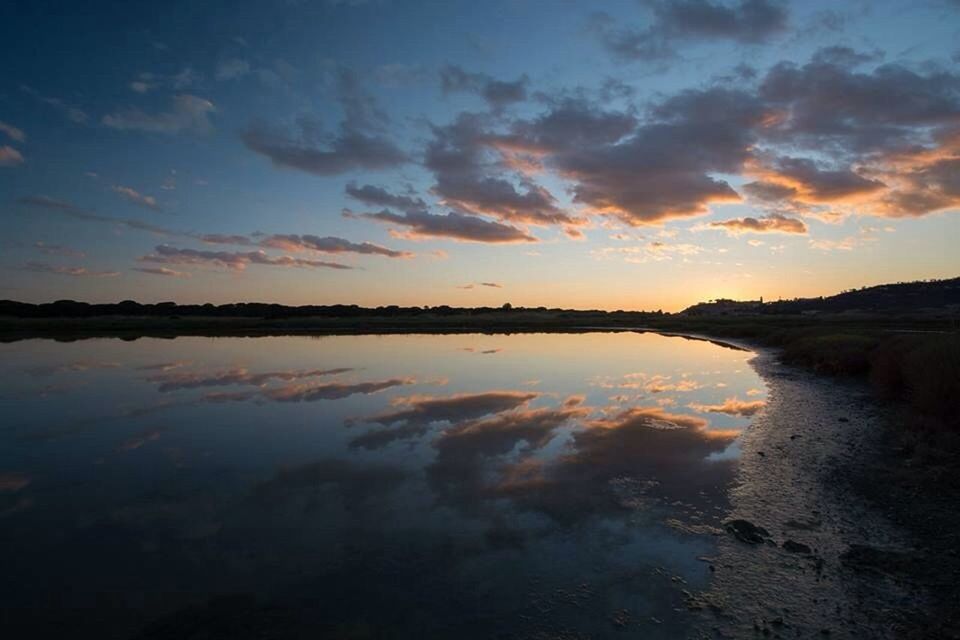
0 332 765 639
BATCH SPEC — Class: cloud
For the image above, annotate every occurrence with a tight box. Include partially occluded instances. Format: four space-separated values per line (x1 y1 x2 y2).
0 472 30 493
33 242 85 258
147 367 353 391
216 58 251 81
111 185 161 211
552 88 767 225
243 68 407 175
752 156 886 203
427 401 591 510
440 65 529 109
128 68 200 94
345 182 426 212
808 236 864 251
490 405 739 524
592 0 788 62
131 267 190 278
363 391 538 426
102 94 215 134
759 56 960 155
349 390 539 450
347 208 537 243
708 213 807 235
17 195 415 260
741 180 798 202
480 282 501 288
424 114 581 226
138 245 354 271
20 262 120 277
21 85 89 124
744 53 960 218
206 378 414 403
0 121 25 142
689 397 766 416
0 146 24 167
17 195 185 237
259 234 413 258
242 122 407 175
492 99 637 154
199 234 254 246
593 241 705 264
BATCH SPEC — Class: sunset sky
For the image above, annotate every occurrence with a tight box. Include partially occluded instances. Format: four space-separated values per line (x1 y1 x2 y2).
2 0 959 311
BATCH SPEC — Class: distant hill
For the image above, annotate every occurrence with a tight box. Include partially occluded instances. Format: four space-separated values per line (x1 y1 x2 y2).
683 277 960 316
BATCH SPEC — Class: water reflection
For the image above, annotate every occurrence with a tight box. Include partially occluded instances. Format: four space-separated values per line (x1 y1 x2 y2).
0 332 765 638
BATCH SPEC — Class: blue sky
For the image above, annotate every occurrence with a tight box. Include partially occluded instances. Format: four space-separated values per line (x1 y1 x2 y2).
2 0 959 310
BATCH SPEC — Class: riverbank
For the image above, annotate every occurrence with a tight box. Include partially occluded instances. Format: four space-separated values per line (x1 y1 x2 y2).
694 345 960 639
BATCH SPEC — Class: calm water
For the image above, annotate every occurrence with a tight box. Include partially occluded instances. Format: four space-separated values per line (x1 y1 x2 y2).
0 332 766 639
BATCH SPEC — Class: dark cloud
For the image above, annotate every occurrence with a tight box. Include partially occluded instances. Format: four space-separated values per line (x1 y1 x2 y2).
552 88 767 225
199 234 254 245
877 139 960 217
243 68 407 175
427 402 591 511
349 390 538 450
363 391 537 426
759 56 960 154
345 182 426 212
492 99 637 153
147 367 354 392
592 0 788 62
810 45 882 68
16 195 185 237
346 208 537 243
205 378 414 404
259 234 413 258
335 67 391 133
762 156 886 202
139 245 353 271
492 406 739 524
741 180 797 202
242 123 408 176
708 213 807 235
440 65 529 109
261 378 414 402
17 195 412 260
424 114 581 226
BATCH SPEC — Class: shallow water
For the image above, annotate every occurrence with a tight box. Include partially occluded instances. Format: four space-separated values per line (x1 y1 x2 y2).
0 332 766 638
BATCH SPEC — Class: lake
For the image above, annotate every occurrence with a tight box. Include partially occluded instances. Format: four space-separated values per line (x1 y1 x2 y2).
0 332 766 638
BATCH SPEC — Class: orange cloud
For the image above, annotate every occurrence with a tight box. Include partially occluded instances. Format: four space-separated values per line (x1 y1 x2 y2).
689 397 766 417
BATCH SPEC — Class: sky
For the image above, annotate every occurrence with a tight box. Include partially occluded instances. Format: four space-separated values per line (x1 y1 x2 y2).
1 0 959 311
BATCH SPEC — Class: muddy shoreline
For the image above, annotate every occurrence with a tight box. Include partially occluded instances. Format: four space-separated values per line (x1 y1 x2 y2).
691 345 958 639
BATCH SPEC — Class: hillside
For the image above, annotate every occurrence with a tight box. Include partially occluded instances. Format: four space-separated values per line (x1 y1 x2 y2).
682 277 960 316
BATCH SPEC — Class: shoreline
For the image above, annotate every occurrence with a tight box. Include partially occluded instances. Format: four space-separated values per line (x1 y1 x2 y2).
694 345 955 639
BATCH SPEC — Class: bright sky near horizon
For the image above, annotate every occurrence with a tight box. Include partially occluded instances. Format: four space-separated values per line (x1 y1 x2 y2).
1 0 959 311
